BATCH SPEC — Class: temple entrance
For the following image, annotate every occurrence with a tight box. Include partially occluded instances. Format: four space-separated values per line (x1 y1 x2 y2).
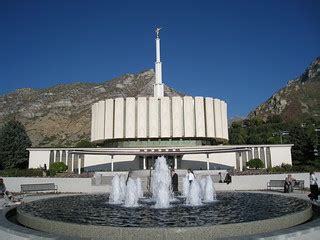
139 155 182 170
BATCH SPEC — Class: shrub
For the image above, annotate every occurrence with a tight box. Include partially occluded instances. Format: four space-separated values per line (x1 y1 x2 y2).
0 168 43 177
48 162 68 176
247 158 264 169
75 139 95 148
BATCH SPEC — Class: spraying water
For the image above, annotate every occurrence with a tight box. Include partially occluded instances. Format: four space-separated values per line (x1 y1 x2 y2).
152 156 171 208
109 174 122 204
187 179 202 206
136 178 144 199
124 178 139 207
204 175 216 202
182 176 190 198
200 177 207 200
108 158 217 208
119 175 126 201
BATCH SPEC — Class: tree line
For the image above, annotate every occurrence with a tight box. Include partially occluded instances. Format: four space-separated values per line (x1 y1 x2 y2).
229 115 320 167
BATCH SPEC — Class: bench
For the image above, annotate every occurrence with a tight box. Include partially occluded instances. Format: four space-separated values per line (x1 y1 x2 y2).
20 183 58 193
267 180 304 191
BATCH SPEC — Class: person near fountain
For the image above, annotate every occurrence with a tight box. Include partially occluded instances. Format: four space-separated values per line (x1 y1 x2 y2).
126 170 132 185
308 172 318 201
187 169 195 184
171 170 178 193
0 178 21 204
224 172 232 184
0 178 6 196
284 174 295 193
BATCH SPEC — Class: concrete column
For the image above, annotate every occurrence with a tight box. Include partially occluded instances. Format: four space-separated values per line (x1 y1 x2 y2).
60 151 62 162
206 154 210 170
239 152 243 171
78 155 81 174
264 147 268 168
143 156 146 170
53 150 56 163
174 155 178 170
65 150 68 166
111 155 114 172
71 154 74 172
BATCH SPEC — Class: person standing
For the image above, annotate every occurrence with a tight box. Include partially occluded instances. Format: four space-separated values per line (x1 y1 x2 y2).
309 172 318 201
171 170 178 193
187 169 195 184
0 178 6 196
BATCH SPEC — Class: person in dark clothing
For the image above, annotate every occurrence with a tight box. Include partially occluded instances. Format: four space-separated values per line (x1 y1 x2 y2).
171 170 178 193
308 172 318 201
224 173 232 184
0 178 6 196
218 172 223 183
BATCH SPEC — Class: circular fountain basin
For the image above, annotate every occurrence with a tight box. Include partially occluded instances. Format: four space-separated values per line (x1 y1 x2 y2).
16 192 312 239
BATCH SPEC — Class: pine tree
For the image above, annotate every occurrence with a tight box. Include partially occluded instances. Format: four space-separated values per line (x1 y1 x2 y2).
0 120 32 169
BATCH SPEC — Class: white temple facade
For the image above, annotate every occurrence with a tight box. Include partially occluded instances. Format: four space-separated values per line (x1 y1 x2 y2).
27 28 293 173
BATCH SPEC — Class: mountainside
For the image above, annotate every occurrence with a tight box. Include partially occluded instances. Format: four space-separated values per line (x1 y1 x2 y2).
0 69 183 147
249 57 320 122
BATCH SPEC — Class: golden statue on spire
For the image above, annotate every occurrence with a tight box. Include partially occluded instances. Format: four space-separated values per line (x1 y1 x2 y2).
155 27 162 39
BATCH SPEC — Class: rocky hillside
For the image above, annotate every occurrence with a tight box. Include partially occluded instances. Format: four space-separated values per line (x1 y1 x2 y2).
249 57 320 122
0 69 183 147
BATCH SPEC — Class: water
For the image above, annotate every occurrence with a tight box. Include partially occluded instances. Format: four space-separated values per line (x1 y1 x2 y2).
109 174 122 204
19 192 310 227
204 176 216 202
124 178 139 207
151 156 171 208
187 179 202 206
136 178 143 199
183 174 216 205
182 176 189 197
109 157 216 208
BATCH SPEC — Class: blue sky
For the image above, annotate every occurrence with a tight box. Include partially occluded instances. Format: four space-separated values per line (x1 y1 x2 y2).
0 0 319 118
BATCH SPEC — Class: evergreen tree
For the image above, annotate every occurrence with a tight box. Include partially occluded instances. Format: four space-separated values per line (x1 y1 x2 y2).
288 124 315 165
0 120 32 169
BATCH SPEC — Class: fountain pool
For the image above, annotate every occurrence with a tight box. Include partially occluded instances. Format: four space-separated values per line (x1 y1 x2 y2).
14 157 313 239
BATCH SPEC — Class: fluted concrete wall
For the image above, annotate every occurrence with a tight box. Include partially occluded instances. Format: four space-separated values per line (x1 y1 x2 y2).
91 96 228 142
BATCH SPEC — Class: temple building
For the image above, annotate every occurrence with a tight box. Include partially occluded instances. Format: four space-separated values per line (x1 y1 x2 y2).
27 29 293 173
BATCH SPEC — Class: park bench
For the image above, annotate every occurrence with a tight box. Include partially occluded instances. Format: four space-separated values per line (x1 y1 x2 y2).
20 183 58 193
267 180 304 192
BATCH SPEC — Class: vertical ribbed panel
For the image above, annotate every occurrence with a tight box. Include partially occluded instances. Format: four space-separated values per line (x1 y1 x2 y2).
172 96 183 137
104 99 114 139
213 98 223 138
183 96 195 137
114 98 124 139
94 103 98 141
91 103 96 141
148 97 159 138
221 101 228 140
195 97 205 137
125 97 136 138
205 97 215 138
96 101 105 140
137 97 147 138
160 97 171 137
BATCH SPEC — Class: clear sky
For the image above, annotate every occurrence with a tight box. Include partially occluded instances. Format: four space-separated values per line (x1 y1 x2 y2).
1 0 319 118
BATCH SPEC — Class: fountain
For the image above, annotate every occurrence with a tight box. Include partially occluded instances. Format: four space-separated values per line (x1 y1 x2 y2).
14 157 313 239
108 156 216 208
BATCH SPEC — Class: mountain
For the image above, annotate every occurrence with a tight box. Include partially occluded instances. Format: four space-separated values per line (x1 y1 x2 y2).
0 69 183 147
249 57 320 122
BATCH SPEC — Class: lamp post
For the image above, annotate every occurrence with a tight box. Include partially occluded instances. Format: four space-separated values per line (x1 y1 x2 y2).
280 131 289 144
273 131 289 144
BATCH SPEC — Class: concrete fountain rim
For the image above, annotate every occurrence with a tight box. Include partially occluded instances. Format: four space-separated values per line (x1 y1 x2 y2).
13 191 313 240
